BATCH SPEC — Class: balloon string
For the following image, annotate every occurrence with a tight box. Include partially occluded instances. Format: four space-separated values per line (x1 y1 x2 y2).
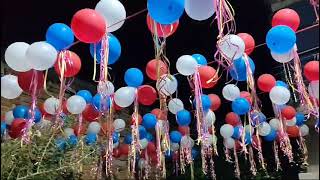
92 43 98 81
55 51 67 126
248 146 257 176
273 141 282 171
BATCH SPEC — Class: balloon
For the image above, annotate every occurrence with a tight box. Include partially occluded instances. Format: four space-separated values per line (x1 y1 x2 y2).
1 75 23 99
266 25 296 54
113 119 126 132
156 74 178 96
220 124 234 138
232 98 250 115
286 117 297 127
204 110 216 127
224 138 235 149
17 70 45 95
168 98 184 114
257 74 276 92
232 125 243 139
102 81 115 96
87 122 101 134
147 0 185 24
68 135 78 146
281 106 296 119
276 80 289 88
138 85 157 105
229 56 255 81
76 90 93 103
46 23 74 50
222 84 240 101
85 133 97 145
44 97 59 115
272 8 300 32
269 86 291 105
244 132 252 144
95 0 126 32
258 122 271 136
185 0 214 21
151 108 167 120
5 111 15 125
13 105 29 119
218 34 245 60
237 33 255 55
271 47 295 63
139 138 148 149
178 126 190 136
146 14 179 37
5 42 31 72
26 108 42 123
112 132 120 143
67 95 86 114
198 66 218 88
146 59 168 80
208 94 221 111
54 51 81 78
131 113 143 125
250 112 266 127
269 118 281 130
114 86 136 107
82 104 100 122
225 112 240 126
142 113 157 129
71 9 106 43
92 93 111 111
124 68 144 87
119 144 130 156
170 143 180 151
193 94 212 111
176 55 198 76
89 33 121 65
64 128 75 137
240 91 252 105
8 118 26 139
170 131 182 143
299 125 309 136
73 123 86 136
263 128 277 141
308 80 319 99
180 135 194 148
55 138 66 150
146 132 154 142
139 126 147 139
304 61 319 81
176 110 191 126
192 54 207 65
25 41 58 70
244 125 254 135
286 125 300 138
295 112 305 126
1 122 6 136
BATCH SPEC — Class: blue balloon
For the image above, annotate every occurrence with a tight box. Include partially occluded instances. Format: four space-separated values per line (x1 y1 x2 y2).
13 105 29 119
276 80 288 89
263 128 277 142
146 132 154 142
170 131 182 143
250 112 266 127
55 138 66 150
192 54 207 66
1 122 6 135
230 56 255 81
89 33 121 65
232 98 251 115
176 110 191 126
77 90 93 103
85 133 97 145
232 126 243 139
295 112 305 126
124 134 133 144
139 125 147 139
192 148 199 160
193 94 212 112
26 108 42 123
245 132 252 145
113 132 120 143
142 113 157 129
147 0 185 24
124 68 144 87
266 25 296 54
92 94 111 111
46 23 74 51
67 135 78 146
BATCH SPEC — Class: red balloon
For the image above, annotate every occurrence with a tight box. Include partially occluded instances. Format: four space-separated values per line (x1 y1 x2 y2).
71 9 106 43
39 103 51 118
82 104 100 122
286 126 300 138
147 142 156 155
257 74 276 92
113 148 121 158
62 100 69 114
8 119 26 139
138 85 157 105
54 51 82 78
240 91 252 105
150 154 159 165
281 106 296 120
131 113 142 125
237 33 255 55
119 144 130 156
18 70 44 94
140 150 146 159
146 59 168 81
208 94 221 111
73 123 86 137
272 8 300 32
178 126 190 136
151 108 167 120
304 61 319 81
225 112 241 126
146 13 179 38
198 66 218 88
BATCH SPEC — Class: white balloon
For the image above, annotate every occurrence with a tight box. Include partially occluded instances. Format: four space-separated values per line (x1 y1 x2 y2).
180 135 194 148
220 124 234 138
95 0 126 32
88 122 101 134
269 86 291 105
224 138 235 149
204 110 216 127
271 48 295 63
218 34 245 60
113 142 119 149
138 159 146 169
25 41 57 71
176 55 198 76
258 122 271 136
156 74 178 96
168 98 184 114
185 0 215 21
222 84 240 101
64 128 75 137
105 81 115 95
308 80 319 99
113 119 126 132
5 42 32 72
139 138 148 149
203 134 217 145
44 97 59 115
299 125 309 136
1 75 23 99
244 125 254 135
171 143 180 151
114 86 136 107
286 117 297 127
269 118 281 130
5 111 15 125
67 95 86 114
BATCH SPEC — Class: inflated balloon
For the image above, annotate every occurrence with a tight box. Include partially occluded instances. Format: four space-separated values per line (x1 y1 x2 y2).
220 124 234 138
286 125 300 137
198 65 218 88
257 74 276 92
73 123 87 136
244 125 254 135
176 110 191 126
269 86 291 105
44 97 59 115
272 8 300 32
139 138 148 149
170 143 180 151
17 70 45 95
240 91 252 105
269 118 281 130
276 80 289 88
114 86 136 107
178 126 190 136
71 9 106 43
168 98 184 114
64 128 75 137
146 132 154 142
13 105 29 119
112 132 120 143
232 98 251 115
208 94 221 111
308 80 319 99
25 41 58 70
95 0 126 32
224 138 235 149
192 54 207 65
295 112 305 126
68 135 78 146
85 133 97 145
232 125 243 139
176 55 198 76
146 14 179 38
286 117 297 127
46 23 74 50
124 68 144 87
138 85 157 105
204 110 216 126
119 144 130 156
1 75 23 99
225 112 240 126
281 106 296 119
1 122 6 136
147 142 157 154
245 132 252 144
222 84 240 101
304 61 319 81
146 59 168 80
131 113 143 125
92 93 111 111
250 112 266 126
185 0 215 21
142 113 157 129
26 108 42 123
218 34 245 60
258 122 271 136
271 47 295 63
266 25 296 54
76 90 93 103
55 138 67 150
102 81 115 96
263 128 277 141
237 33 255 55
67 95 86 114
193 94 212 111
180 135 194 148
299 124 309 136
147 0 185 24
139 126 147 139
5 111 15 125
229 56 255 81
156 74 178 96
54 51 81 78
87 122 101 134
5 42 31 72
82 104 100 122
170 131 182 143
8 118 26 139
113 119 126 132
